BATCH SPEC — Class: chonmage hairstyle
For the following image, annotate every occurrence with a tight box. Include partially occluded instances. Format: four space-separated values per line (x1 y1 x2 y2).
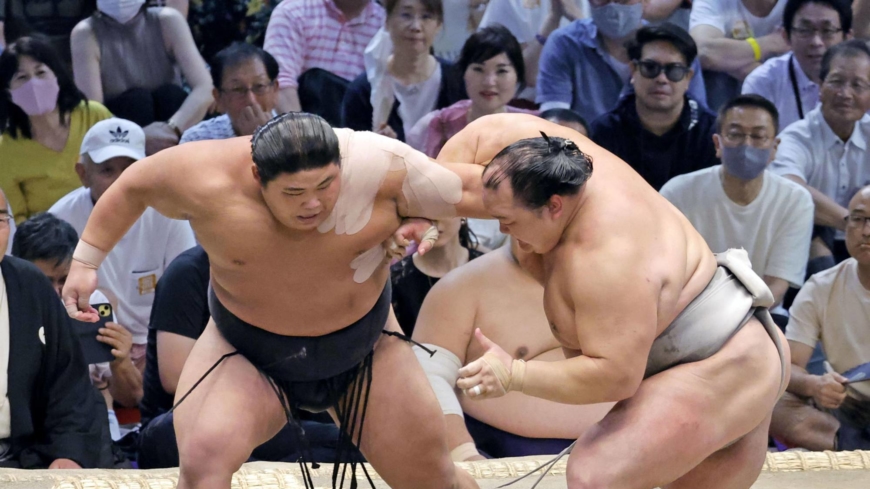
0 35 87 139
483 133 593 209
12 213 79 267
251 112 341 185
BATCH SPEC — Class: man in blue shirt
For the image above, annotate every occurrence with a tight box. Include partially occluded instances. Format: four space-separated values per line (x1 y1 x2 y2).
589 23 718 190
536 0 707 122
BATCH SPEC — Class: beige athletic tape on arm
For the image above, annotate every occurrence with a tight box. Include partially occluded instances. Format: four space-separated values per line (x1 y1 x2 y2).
72 240 109 269
414 344 464 416
482 352 526 394
318 130 464 283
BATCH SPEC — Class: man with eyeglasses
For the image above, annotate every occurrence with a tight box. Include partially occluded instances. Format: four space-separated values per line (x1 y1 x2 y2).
743 0 851 131
769 185 870 451
180 43 280 144
536 0 707 123
589 23 717 190
661 95 814 311
771 39 870 267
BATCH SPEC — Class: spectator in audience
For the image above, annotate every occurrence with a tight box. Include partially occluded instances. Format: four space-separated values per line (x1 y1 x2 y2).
660 95 814 310
690 0 790 110
431 0 479 62
342 0 465 141
769 185 870 451
479 0 587 101
11 213 143 441
186 0 275 63
770 40 870 266
137 245 352 468
0 0 95 64
540 107 589 135
391 218 482 336
1 196 12 256
590 23 717 190
180 43 279 143
0 189 113 469
0 35 112 224
742 0 851 130
855 0 870 39
644 0 692 29
70 0 213 156
537 0 707 122
264 0 385 115
407 26 534 157
49 117 196 372
411 238 613 460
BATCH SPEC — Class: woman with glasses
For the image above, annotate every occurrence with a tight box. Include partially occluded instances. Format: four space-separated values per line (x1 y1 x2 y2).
70 0 213 156
0 36 113 224
341 0 465 142
406 25 537 158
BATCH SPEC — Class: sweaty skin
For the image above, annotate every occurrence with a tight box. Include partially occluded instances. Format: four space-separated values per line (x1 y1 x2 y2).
62 127 488 489
413 242 613 455
440 113 787 489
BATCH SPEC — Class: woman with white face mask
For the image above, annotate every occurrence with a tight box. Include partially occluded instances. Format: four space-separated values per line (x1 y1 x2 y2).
0 36 113 224
407 25 537 158
69 0 213 156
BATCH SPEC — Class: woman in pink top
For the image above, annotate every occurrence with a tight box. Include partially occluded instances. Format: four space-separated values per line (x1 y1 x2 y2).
407 25 536 157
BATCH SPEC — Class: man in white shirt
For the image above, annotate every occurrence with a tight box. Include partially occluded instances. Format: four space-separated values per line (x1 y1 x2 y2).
742 0 851 130
770 39 870 265
661 94 814 309
49 118 196 372
769 185 870 451
690 0 790 109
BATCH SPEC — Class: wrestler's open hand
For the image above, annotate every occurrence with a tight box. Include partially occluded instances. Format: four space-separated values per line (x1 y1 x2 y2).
388 218 439 258
62 261 100 322
456 329 515 400
813 372 848 409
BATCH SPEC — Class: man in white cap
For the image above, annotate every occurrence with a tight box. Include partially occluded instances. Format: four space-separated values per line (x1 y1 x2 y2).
49 118 197 373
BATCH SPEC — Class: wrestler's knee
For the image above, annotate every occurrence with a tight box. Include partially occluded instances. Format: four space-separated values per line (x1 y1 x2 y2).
566 443 622 489
177 424 250 482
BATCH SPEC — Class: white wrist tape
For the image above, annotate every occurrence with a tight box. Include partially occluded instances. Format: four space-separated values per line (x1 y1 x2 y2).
73 240 108 269
414 344 463 416
450 442 479 462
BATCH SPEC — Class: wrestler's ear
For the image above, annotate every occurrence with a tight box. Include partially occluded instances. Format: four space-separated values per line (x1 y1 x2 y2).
251 164 263 186
546 195 563 220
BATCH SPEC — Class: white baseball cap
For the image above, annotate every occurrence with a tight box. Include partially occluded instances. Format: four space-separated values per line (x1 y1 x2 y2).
80 118 146 163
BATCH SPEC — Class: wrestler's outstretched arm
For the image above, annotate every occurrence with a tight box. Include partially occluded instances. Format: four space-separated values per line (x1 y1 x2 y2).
62 143 209 320
458 244 660 405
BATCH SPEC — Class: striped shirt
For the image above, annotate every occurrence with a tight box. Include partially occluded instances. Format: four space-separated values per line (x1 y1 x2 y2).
264 0 385 89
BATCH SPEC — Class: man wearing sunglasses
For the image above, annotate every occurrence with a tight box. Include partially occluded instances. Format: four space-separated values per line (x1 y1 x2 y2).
743 0 851 131
589 23 718 190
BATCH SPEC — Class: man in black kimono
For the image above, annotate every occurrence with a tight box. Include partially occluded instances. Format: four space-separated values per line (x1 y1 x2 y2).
0 190 112 469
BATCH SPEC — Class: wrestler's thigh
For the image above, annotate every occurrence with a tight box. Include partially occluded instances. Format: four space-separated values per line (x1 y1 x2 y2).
664 414 772 489
173 319 288 466
566 319 783 489
340 316 460 489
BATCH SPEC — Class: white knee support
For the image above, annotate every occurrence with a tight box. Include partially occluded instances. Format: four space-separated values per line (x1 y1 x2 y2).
414 344 463 416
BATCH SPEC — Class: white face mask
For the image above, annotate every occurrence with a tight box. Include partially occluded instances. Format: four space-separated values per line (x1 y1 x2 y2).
97 0 146 25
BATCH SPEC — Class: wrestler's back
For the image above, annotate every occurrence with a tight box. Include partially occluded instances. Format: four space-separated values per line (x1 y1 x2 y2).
175 138 400 336
439 114 717 342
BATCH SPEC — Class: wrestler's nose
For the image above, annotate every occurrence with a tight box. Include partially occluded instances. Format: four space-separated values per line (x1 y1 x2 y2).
499 223 509 234
302 198 320 209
